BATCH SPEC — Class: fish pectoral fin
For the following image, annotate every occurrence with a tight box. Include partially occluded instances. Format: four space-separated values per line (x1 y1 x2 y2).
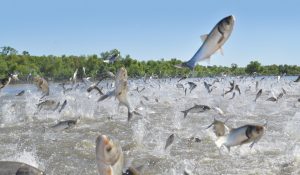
200 34 208 42
218 47 224 56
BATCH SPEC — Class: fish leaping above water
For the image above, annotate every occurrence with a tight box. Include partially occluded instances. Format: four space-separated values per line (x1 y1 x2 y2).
175 15 235 69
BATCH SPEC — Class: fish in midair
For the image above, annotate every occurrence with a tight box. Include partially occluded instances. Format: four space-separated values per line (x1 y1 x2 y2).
178 75 187 82
204 81 213 93
235 85 241 95
16 90 25 96
33 76 49 96
282 88 287 95
0 73 19 90
266 96 277 102
224 81 235 95
51 118 79 131
165 134 175 150
277 92 284 100
37 100 56 111
294 75 300 82
206 118 229 137
70 68 78 84
229 92 236 100
181 104 210 118
98 67 135 121
254 89 262 102
215 124 265 152
58 100 67 113
96 135 124 175
187 82 197 93
0 161 45 175
96 135 142 175
175 15 235 69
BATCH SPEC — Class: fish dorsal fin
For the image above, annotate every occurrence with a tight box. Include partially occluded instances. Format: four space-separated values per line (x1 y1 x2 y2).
200 34 208 42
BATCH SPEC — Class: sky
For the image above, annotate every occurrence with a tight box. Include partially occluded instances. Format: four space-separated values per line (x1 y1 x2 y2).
1 0 299 67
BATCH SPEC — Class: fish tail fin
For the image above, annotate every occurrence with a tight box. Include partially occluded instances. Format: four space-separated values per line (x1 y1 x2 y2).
181 110 188 118
174 61 194 70
215 136 227 149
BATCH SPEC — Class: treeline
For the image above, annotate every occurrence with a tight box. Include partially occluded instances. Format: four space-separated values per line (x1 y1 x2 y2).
0 46 299 81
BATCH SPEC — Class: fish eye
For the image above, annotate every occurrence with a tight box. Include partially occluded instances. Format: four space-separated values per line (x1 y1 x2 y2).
106 146 112 152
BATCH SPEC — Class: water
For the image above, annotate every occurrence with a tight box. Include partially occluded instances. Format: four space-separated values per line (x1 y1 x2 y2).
0 76 299 175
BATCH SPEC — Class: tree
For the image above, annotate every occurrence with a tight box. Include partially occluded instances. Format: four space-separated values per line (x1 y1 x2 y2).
245 61 262 74
22 51 30 56
230 63 238 74
0 46 18 55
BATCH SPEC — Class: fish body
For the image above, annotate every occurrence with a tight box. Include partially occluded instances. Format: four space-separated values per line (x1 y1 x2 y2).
204 81 212 93
0 161 44 175
294 75 300 82
266 97 277 102
187 82 197 93
0 73 18 90
177 15 235 69
96 135 124 175
98 67 134 121
37 100 56 111
51 119 77 131
216 124 264 151
181 104 210 118
16 90 25 96
165 134 175 150
254 89 262 102
235 85 241 95
58 100 67 113
33 76 49 96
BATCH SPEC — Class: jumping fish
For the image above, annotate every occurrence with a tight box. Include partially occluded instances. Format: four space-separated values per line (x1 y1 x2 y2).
215 124 265 152
98 67 135 121
58 100 67 113
51 118 79 131
165 134 175 150
254 89 262 102
0 161 45 175
0 73 18 90
16 90 25 96
294 75 300 82
181 104 210 118
96 135 124 175
175 15 235 69
33 76 49 96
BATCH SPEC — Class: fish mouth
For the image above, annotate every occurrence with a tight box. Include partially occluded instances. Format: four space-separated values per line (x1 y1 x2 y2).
102 135 110 145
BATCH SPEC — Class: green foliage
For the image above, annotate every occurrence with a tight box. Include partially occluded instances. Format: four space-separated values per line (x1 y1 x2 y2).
245 61 263 74
0 46 299 80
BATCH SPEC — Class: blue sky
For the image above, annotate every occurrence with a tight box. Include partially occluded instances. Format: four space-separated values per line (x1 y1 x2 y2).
1 0 299 66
